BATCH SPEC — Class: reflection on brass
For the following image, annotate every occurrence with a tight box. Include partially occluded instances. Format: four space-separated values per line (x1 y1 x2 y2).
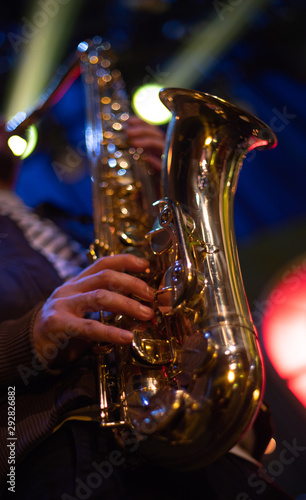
82 39 277 470
4 34 278 470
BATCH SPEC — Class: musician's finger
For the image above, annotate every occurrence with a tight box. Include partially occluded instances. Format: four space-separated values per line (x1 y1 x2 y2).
65 289 154 320
65 317 135 344
127 115 164 135
144 154 164 171
67 254 150 282
57 269 155 301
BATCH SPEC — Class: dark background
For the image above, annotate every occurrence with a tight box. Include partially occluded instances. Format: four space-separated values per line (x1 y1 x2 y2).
1 0 306 496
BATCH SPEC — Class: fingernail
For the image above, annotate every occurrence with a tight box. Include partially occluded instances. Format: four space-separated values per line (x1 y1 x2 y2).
139 305 154 317
120 331 133 342
135 256 149 266
146 286 155 299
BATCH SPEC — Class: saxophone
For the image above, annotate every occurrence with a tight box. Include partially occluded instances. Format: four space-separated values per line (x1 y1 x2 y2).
7 37 277 470
81 37 277 470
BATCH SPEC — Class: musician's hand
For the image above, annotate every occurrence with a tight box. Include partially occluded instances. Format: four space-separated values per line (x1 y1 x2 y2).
33 255 155 370
126 115 165 172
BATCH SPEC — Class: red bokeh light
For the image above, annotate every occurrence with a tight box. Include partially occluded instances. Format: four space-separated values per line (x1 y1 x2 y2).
261 258 306 408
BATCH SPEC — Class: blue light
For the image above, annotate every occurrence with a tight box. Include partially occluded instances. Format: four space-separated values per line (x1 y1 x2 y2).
77 41 88 52
162 20 185 40
108 158 117 168
92 35 102 45
5 111 27 132
107 143 116 153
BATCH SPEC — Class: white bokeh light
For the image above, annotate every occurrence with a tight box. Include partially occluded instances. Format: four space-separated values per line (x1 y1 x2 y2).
132 84 171 125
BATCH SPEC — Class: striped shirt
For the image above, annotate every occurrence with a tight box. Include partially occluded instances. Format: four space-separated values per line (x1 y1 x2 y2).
0 189 88 280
